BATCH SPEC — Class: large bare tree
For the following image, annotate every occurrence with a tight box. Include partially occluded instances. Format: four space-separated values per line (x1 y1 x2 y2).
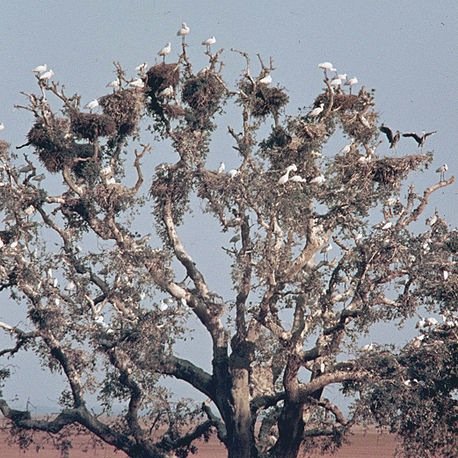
0 41 456 458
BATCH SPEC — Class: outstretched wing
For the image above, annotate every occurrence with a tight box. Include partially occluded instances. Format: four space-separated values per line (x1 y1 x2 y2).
380 125 394 143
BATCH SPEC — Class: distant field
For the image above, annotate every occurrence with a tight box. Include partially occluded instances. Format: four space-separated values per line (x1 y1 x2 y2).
0 425 398 457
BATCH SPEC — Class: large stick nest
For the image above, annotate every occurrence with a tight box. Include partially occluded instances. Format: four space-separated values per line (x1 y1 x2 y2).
239 82 289 119
182 73 226 116
99 89 143 137
70 112 116 141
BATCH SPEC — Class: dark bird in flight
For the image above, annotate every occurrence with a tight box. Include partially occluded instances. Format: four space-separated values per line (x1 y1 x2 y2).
380 124 400 149
402 130 437 148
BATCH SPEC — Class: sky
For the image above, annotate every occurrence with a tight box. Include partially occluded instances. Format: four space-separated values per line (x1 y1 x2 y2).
0 0 457 411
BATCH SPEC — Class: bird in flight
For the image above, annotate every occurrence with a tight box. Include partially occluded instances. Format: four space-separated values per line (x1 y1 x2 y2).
380 124 400 149
402 130 436 148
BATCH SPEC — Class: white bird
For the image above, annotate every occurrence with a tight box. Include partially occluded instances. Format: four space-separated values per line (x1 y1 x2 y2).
158 42 172 61
258 74 272 85
339 143 352 154
443 270 449 281
359 115 371 129
106 79 121 90
290 175 306 183
0 122 4 131
158 85 174 98
228 169 238 178
345 77 358 93
217 162 225 174
33 64 47 73
177 22 190 41
84 99 99 111
362 343 374 351
135 62 148 74
318 62 336 76
309 102 324 118
310 174 325 185
65 280 76 291
39 69 54 80
129 78 145 89
436 163 448 181
381 221 393 230
202 36 216 51
426 212 438 226
159 300 170 312
277 164 297 185
330 78 342 88
337 73 347 81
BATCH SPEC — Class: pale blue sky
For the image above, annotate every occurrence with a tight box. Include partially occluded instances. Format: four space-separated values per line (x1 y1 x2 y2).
0 0 457 410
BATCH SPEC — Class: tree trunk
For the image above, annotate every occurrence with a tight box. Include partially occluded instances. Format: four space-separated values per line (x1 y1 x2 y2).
270 400 304 458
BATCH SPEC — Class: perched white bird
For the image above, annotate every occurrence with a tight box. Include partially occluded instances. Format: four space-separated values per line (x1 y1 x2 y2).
258 74 272 85
135 62 148 74
310 174 325 185
158 42 172 61
362 343 375 351
426 213 438 226
345 77 358 93
129 78 145 89
177 22 190 39
443 270 449 281
330 78 342 88
217 162 225 174
277 164 297 185
158 85 174 98
290 175 306 183
39 69 54 80
84 99 99 111
33 64 47 73
318 62 335 74
202 36 216 50
337 73 347 81
309 103 324 118
436 163 448 181
381 221 393 230
228 169 238 178
339 143 352 154
106 79 120 90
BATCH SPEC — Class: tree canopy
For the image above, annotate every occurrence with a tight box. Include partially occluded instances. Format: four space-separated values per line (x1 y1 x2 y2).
0 39 457 458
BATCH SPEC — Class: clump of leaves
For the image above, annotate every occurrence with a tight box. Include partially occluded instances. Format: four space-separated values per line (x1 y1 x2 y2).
99 89 143 137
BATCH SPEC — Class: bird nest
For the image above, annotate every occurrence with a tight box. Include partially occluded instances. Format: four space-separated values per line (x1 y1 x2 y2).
27 118 76 172
372 155 431 185
182 73 226 116
145 63 180 95
70 112 116 141
99 89 143 137
162 104 186 119
239 82 289 119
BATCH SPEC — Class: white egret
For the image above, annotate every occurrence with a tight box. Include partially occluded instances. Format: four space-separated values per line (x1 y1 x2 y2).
435 163 448 181
339 143 352 154
402 130 437 148
177 22 190 42
158 85 174 98
202 36 216 51
426 212 438 226
380 124 400 149
277 164 297 185
362 343 374 351
228 169 238 178
217 162 225 174
39 69 54 80
135 62 148 74
258 74 272 85
0 122 4 131
158 42 172 62
309 102 324 118
129 78 145 89
106 79 120 90
381 221 393 230
310 174 325 185
84 99 99 111
33 64 47 73
318 62 335 78
290 175 306 183
329 78 342 88
337 73 347 81
345 77 358 93
443 270 449 281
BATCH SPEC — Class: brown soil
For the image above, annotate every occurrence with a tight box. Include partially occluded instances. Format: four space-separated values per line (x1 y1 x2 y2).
0 426 398 457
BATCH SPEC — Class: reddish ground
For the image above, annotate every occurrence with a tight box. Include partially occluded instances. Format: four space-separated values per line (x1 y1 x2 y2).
0 426 398 457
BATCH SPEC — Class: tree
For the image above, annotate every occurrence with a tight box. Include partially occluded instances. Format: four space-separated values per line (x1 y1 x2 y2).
0 40 456 458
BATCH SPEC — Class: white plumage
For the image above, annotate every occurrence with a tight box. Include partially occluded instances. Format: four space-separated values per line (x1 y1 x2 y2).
309 103 324 117
84 99 99 110
39 69 54 80
258 74 272 85
158 42 172 60
129 78 145 89
177 22 190 37
33 64 47 73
